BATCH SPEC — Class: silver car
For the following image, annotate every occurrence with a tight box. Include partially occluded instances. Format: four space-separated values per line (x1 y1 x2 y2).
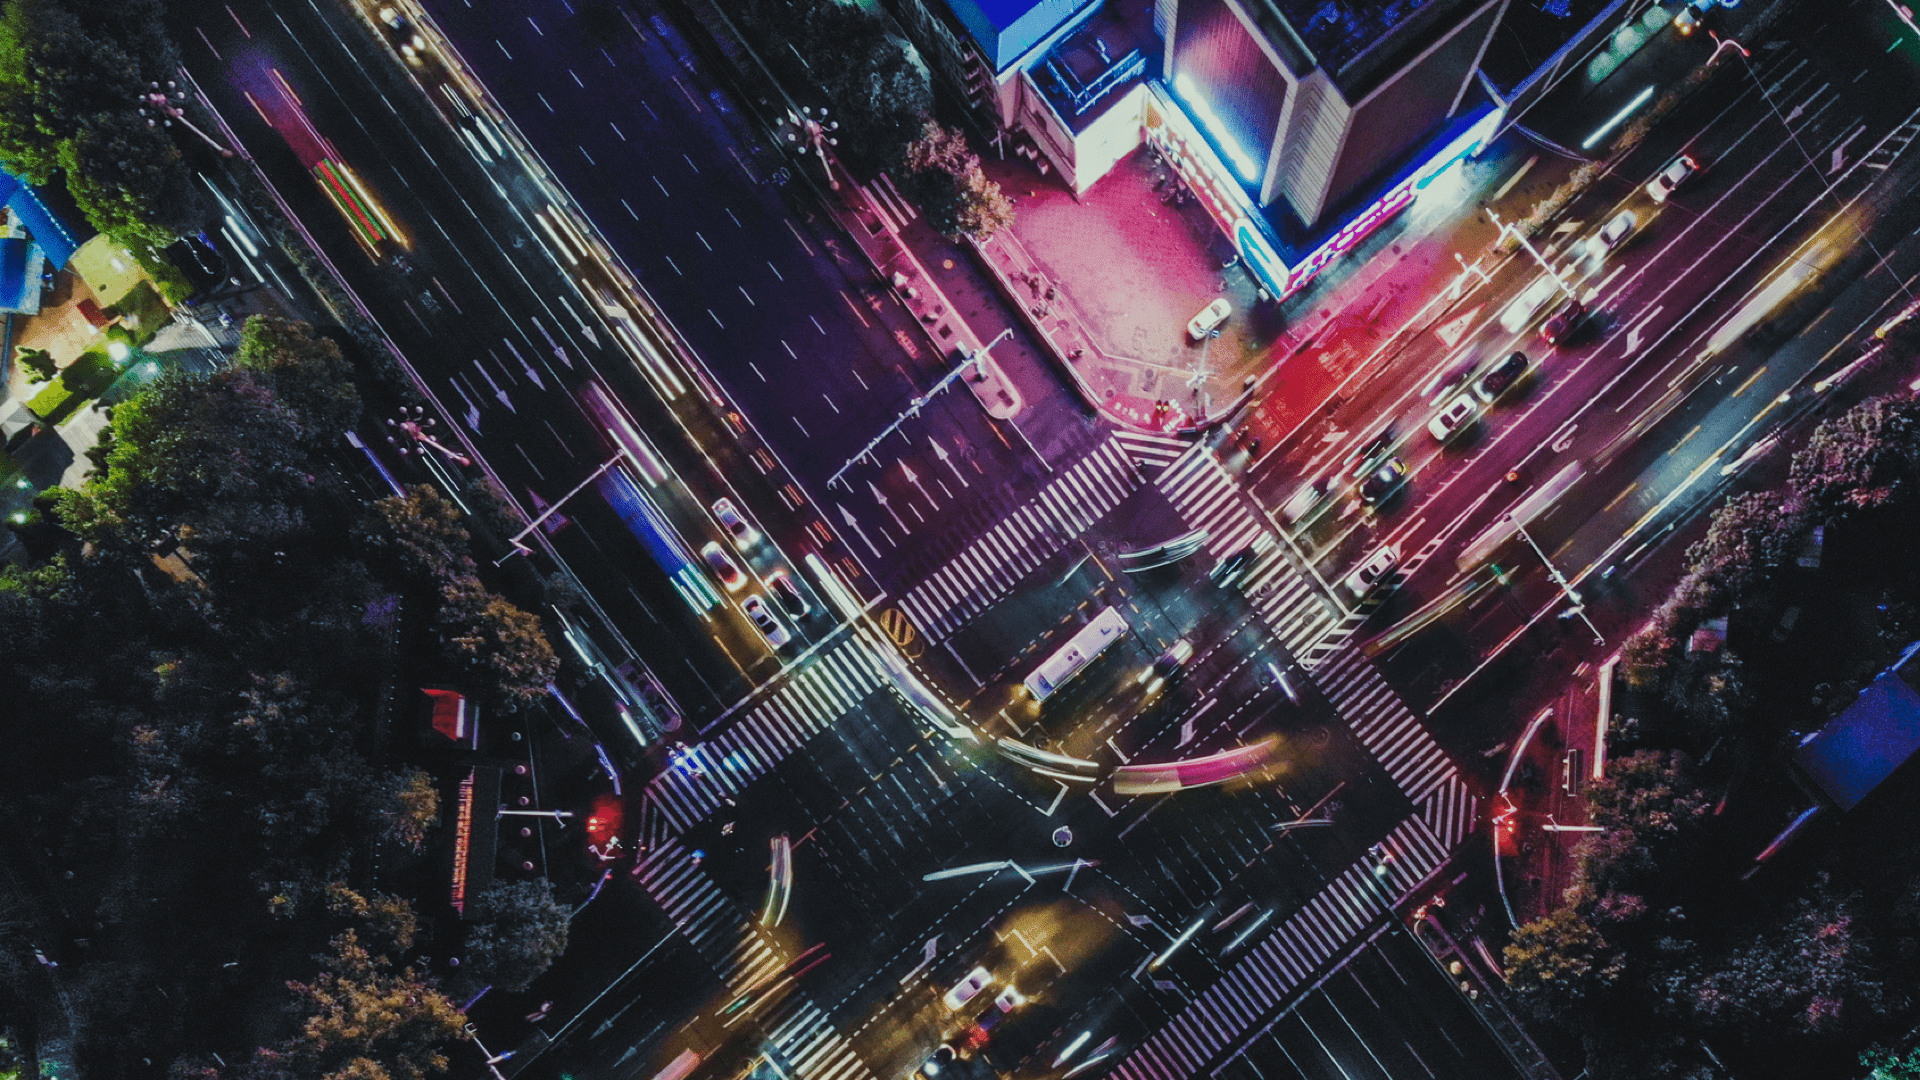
1427 392 1479 442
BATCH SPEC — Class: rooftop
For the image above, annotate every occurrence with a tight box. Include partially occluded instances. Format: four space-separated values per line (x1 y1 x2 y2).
1274 0 1435 74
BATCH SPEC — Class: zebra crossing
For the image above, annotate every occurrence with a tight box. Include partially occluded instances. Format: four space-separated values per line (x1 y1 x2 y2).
1108 814 1455 1080
1113 428 1195 470
764 997 882 1080
1157 450 1339 656
864 172 919 231
642 637 889 841
632 836 777 979
1314 644 1462 809
896 437 1141 641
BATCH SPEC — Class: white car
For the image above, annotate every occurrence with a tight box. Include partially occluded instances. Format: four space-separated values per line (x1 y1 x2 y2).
942 966 993 1011
1187 298 1231 340
1499 276 1562 334
1344 544 1401 600
1590 210 1637 258
1647 155 1697 203
1427 391 1479 442
700 542 747 591
741 594 791 648
712 497 757 546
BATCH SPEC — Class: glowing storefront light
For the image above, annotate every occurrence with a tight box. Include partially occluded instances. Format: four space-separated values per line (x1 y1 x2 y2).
1173 73 1261 181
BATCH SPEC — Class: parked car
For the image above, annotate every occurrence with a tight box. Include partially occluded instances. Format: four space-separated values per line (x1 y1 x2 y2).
767 569 809 617
1187 297 1232 340
1474 352 1532 405
1540 298 1585 346
741 594 791 648
1647 154 1698 203
1428 391 1479 442
1344 544 1401 600
712 497 758 546
1358 458 1409 507
701 541 747 591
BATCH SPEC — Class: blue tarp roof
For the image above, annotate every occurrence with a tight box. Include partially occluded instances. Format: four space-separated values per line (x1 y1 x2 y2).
0 168 81 269
1796 643 1920 811
0 237 45 315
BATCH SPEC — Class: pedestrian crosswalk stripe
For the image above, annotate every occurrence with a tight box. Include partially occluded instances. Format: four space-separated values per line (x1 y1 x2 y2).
899 436 1143 640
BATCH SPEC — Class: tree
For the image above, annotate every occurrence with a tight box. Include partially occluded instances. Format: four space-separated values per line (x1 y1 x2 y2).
1504 907 1626 1025
1684 490 1809 595
464 880 569 993
902 122 1014 241
382 771 440 853
436 575 558 710
272 930 467 1080
359 485 474 587
1789 394 1920 517
1864 1041 1920 1080
13 345 55 382
232 316 362 435
1672 881 1885 1037
0 0 203 241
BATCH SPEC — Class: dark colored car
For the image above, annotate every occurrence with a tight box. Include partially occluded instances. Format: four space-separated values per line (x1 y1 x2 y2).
1474 352 1532 405
1358 458 1409 507
767 569 810 617
1209 543 1260 586
1346 430 1397 477
1540 299 1585 346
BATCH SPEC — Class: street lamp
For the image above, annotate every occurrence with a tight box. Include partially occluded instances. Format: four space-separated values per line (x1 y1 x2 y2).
137 79 235 158
385 405 473 466
786 106 840 191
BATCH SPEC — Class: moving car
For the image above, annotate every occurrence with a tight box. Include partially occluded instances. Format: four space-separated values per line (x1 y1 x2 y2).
1590 210 1637 258
1152 639 1195 678
1344 544 1401 600
1474 351 1532 404
767 569 809 617
1358 457 1408 507
377 6 426 61
1346 430 1397 476
1428 391 1479 443
1647 154 1698 203
1279 477 1332 524
1539 298 1585 346
1500 275 1562 334
700 541 747 591
1209 543 1260 587
712 497 757 546
943 966 993 1011
1187 297 1232 340
741 594 792 648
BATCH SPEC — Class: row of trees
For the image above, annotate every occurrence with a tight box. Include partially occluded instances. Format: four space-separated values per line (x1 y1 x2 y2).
728 0 1014 240
0 317 560 1077
0 0 205 248
1506 392 1920 1078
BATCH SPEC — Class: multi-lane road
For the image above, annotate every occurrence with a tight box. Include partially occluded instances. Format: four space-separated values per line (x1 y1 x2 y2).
160 0 1920 1079
1245 11 1920 708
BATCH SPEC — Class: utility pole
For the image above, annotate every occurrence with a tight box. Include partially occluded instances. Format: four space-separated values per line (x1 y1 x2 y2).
497 450 629 562
1509 513 1605 645
828 328 1013 489
1485 208 1577 300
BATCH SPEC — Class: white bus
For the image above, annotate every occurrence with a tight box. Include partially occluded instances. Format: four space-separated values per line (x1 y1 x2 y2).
1023 607 1130 701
